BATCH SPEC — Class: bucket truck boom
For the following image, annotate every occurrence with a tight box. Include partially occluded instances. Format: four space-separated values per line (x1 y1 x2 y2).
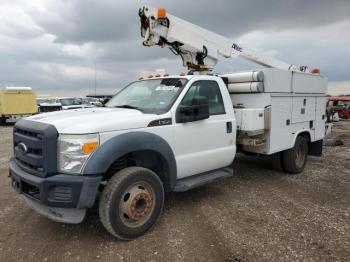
139 6 305 72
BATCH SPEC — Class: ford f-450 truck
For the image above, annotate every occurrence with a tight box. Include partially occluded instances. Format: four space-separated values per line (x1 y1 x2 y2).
9 7 327 239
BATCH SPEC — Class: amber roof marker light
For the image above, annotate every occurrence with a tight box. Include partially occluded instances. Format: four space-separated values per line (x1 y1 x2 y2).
157 8 167 19
311 68 320 75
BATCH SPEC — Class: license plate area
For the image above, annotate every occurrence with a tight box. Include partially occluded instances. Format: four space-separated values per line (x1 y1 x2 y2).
11 174 40 200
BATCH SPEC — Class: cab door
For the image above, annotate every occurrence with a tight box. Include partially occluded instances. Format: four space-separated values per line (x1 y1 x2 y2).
172 79 235 179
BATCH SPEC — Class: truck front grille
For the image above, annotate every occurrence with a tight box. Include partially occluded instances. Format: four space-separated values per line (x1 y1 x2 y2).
13 120 58 177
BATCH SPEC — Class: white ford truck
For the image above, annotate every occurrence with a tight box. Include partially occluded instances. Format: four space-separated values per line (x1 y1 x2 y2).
9 7 327 240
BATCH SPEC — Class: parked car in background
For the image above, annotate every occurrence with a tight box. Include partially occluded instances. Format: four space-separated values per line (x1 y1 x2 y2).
335 104 350 119
80 97 103 107
327 96 350 121
333 104 346 110
0 87 37 124
37 98 62 113
86 94 114 105
58 97 94 110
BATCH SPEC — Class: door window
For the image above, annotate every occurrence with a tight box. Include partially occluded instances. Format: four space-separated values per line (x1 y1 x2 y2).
180 80 225 115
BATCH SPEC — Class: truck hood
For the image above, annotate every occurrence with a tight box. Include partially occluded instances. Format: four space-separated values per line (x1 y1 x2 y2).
27 107 160 133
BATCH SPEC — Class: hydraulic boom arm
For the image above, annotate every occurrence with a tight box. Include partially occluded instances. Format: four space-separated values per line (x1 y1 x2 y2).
139 6 305 72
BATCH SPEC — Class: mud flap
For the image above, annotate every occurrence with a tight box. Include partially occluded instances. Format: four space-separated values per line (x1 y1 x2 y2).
309 140 323 156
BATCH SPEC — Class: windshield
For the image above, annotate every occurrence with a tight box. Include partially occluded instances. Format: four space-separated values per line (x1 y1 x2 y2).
60 98 81 106
37 99 57 104
106 78 188 114
37 99 48 104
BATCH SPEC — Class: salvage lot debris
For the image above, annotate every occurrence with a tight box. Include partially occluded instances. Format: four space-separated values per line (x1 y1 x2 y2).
323 139 344 146
0 121 349 261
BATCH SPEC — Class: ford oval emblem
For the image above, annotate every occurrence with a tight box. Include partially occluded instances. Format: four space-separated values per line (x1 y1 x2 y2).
18 142 28 155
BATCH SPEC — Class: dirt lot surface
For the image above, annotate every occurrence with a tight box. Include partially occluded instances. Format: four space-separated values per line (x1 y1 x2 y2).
0 122 349 262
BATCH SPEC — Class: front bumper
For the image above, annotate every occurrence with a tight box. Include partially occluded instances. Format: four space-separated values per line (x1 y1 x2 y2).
23 196 87 224
9 157 102 210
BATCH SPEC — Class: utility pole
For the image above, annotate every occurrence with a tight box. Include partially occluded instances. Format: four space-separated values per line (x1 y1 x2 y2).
94 62 97 96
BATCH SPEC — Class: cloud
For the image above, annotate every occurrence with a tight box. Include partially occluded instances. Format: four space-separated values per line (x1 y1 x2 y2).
229 21 350 80
0 0 349 95
328 81 350 96
29 0 350 43
0 2 43 39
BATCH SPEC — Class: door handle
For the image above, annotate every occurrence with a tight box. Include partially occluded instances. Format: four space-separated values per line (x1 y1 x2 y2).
226 122 232 133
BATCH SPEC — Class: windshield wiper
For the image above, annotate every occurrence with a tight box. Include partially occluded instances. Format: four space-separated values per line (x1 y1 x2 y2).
114 105 143 112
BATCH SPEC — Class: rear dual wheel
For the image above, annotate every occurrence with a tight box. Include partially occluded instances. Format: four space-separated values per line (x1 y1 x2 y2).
271 136 308 174
99 167 164 240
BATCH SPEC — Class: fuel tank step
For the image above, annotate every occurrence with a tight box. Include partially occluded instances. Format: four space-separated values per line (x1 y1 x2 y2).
173 167 233 192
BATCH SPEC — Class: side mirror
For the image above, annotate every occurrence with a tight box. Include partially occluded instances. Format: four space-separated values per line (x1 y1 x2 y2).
176 96 210 123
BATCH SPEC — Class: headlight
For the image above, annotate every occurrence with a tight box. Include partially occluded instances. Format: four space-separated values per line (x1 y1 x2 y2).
58 133 99 174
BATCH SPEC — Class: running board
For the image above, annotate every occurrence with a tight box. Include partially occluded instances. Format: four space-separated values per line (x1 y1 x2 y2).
173 168 233 192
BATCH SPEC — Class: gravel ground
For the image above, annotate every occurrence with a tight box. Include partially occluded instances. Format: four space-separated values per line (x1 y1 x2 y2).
0 122 349 262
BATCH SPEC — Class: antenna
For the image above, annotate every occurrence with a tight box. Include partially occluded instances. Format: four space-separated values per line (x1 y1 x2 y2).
94 63 97 96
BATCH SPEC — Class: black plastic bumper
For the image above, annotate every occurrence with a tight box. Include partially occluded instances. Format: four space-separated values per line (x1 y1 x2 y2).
9 158 102 208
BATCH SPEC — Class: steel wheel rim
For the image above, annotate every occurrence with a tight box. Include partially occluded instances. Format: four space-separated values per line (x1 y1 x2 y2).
119 181 155 228
295 143 306 168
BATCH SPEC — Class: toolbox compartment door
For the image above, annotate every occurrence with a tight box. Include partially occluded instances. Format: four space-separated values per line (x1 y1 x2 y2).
270 96 293 153
291 97 316 124
314 96 327 141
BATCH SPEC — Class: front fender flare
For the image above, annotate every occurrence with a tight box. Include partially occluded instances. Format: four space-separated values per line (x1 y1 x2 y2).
83 131 177 190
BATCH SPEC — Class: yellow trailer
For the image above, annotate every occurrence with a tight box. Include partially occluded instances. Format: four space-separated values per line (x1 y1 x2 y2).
0 87 38 124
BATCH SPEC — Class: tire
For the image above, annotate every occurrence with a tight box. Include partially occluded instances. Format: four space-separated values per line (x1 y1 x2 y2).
99 167 164 240
282 136 308 174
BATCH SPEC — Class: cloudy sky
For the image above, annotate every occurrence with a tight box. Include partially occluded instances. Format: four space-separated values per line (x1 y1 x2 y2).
0 0 349 96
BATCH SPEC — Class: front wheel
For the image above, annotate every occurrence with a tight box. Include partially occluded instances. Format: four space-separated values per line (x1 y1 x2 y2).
282 136 308 174
99 167 164 240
